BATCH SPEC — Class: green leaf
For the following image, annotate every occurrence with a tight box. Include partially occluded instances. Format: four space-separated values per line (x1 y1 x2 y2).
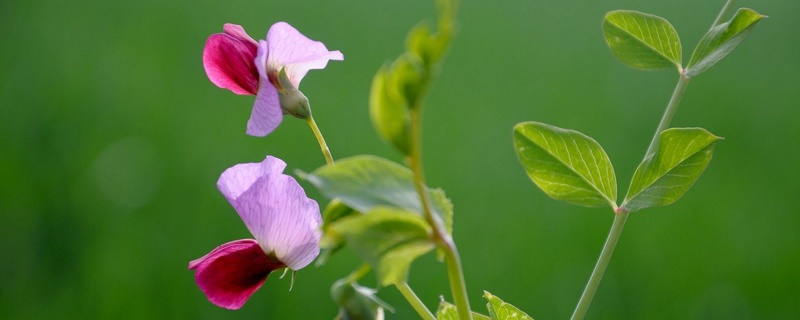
603 10 682 71
514 122 617 209
317 200 359 266
300 155 453 234
369 61 412 155
622 128 722 212
329 207 435 286
437 301 492 320
686 8 766 77
483 291 534 320
406 21 448 67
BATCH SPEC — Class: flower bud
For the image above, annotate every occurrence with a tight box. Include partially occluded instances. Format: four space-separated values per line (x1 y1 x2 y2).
277 68 312 119
331 279 392 320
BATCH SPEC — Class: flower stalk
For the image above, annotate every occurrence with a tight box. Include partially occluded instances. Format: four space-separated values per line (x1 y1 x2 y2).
308 116 334 165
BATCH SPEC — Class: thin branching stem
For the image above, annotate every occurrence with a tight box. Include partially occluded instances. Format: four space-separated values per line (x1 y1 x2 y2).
572 1 735 317
644 73 691 159
570 210 629 320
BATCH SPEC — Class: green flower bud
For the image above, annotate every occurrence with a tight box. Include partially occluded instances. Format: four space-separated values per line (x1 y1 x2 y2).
277 67 312 119
331 279 393 320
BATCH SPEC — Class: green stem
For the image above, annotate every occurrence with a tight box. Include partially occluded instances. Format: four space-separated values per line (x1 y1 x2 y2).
344 263 372 284
441 237 471 320
409 107 472 320
570 210 630 320
711 0 735 28
644 74 691 159
307 116 334 165
396 282 436 320
646 0 735 159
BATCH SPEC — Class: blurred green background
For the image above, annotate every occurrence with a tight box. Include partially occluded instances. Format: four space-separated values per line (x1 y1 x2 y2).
2 0 798 319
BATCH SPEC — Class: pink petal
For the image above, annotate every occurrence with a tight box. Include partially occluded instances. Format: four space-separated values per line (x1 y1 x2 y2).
202 26 259 95
189 239 285 310
237 176 321 269
246 74 283 136
265 22 343 88
217 156 287 202
218 157 322 270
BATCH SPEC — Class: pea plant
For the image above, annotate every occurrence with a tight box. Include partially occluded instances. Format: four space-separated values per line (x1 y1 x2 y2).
188 0 765 319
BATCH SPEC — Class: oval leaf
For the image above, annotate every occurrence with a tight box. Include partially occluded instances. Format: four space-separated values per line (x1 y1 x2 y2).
622 128 722 212
603 10 682 71
329 207 434 286
299 155 453 234
686 8 766 77
484 291 534 320
514 122 617 209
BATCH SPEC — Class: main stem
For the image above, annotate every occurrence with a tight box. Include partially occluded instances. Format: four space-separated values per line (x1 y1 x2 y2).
397 282 436 320
441 237 471 320
307 116 334 165
570 210 629 320
409 107 472 320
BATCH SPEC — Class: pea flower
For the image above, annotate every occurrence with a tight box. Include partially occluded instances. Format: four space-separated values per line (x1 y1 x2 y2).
189 156 322 310
203 22 343 137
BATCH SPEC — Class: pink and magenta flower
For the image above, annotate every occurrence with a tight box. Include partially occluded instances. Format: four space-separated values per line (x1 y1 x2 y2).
203 22 343 137
189 156 322 309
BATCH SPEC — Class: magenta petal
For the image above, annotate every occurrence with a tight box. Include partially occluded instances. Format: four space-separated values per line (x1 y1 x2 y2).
223 24 258 47
202 29 259 95
265 22 343 88
189 239 284 310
